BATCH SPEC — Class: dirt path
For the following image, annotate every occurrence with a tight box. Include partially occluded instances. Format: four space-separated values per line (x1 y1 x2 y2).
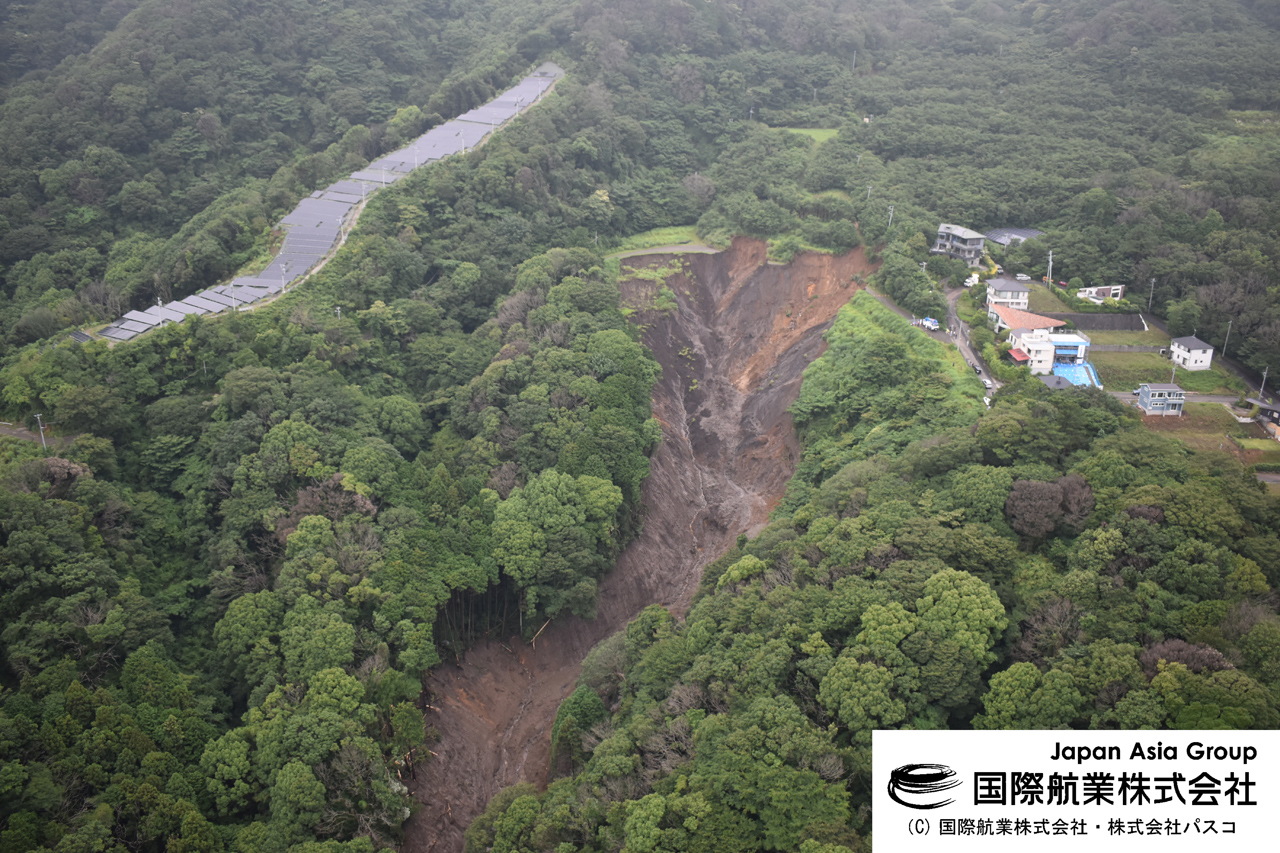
401 238 877 853
609 243 720 259
0 422 70 448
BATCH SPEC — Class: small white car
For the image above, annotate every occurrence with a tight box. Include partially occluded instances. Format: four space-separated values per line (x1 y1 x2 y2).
1015 273 1031 281
982 379 993 389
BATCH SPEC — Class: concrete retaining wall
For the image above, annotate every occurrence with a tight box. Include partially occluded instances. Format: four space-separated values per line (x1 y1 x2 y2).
1090 344 1165 353
1046 313 1146 331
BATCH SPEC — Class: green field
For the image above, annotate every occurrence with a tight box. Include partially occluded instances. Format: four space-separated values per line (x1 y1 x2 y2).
1026 282 1072 313
1084 328 1171 346
1091 351 1245 394
606 226 702 255
781 127 839 143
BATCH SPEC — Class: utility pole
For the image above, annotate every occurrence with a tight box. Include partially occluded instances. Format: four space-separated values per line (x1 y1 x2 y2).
852 50 856 72
887 204 894 230
335 306 342 320
34 413 47 450
1148 277 1155 311
866 184 872 201
1223 318 1232 357
1047 250 1053 285
1260 365 1269 399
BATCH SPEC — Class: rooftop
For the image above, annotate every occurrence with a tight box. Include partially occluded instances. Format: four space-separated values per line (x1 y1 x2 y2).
938 223 985 240
1038 374 1075 390
993 305 1066 331
988 278 1031 293
1143 383 1184 392
1171 335 1212 351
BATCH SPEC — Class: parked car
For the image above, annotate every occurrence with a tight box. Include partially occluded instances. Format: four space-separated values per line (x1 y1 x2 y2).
1015 273 1031 281
973 365 982 374
982 379 993 389
1132 388 1140 395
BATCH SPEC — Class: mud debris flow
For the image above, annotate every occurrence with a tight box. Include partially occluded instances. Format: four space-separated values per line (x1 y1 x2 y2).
402 238 876 852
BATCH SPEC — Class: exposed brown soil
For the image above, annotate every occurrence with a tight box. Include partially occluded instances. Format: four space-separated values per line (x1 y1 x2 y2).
401 238 876 853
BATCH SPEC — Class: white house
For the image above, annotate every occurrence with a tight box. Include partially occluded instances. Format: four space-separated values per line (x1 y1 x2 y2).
1007 328 1091 375
986 278 1031 312
932 224 986 266
1076 284 1125 304
1170 335 1213 371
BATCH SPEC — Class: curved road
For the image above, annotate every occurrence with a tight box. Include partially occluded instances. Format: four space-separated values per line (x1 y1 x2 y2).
867 284 998 389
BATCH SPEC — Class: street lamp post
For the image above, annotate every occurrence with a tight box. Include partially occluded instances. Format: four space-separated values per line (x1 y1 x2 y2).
34 413 47 450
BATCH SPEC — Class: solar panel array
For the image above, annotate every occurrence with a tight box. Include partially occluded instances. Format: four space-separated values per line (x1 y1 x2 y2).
94 65 563 343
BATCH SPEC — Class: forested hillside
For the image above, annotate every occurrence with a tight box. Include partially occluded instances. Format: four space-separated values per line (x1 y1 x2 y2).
469 296 1280 853
1 0 1280 851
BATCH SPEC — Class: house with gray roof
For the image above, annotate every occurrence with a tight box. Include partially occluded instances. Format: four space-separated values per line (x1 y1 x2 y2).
1170 335 1213 371
1137 383 1184 416
932 224 986 266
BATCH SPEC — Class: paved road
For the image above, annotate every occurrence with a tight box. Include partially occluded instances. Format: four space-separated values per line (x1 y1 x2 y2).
943 286 999 389
1106 391 1242 404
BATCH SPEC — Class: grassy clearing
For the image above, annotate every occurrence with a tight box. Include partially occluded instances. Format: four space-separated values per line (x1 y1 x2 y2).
1141 403 1250 453
956 291 984 326
1085 328 1171 346
1090 352 1245 394
1237 437 1280 451
607 226 701 254
1026 282 1072 313
782 128 839 144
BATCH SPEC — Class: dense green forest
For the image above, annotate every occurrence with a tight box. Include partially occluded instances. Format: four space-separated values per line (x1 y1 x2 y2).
1 0 1280 851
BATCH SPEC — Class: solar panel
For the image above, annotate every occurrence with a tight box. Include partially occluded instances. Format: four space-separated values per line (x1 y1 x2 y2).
146 306 189 323
69 330 94 344
348 170 399 183
197 291 237 308
93 67 565 345
123 310 162 326
321 191 363 204
181 295 222 313
326 180 375 196
235 276 286 293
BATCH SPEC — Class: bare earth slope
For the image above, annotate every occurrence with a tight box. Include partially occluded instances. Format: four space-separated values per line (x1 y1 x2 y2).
403 238 875 852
